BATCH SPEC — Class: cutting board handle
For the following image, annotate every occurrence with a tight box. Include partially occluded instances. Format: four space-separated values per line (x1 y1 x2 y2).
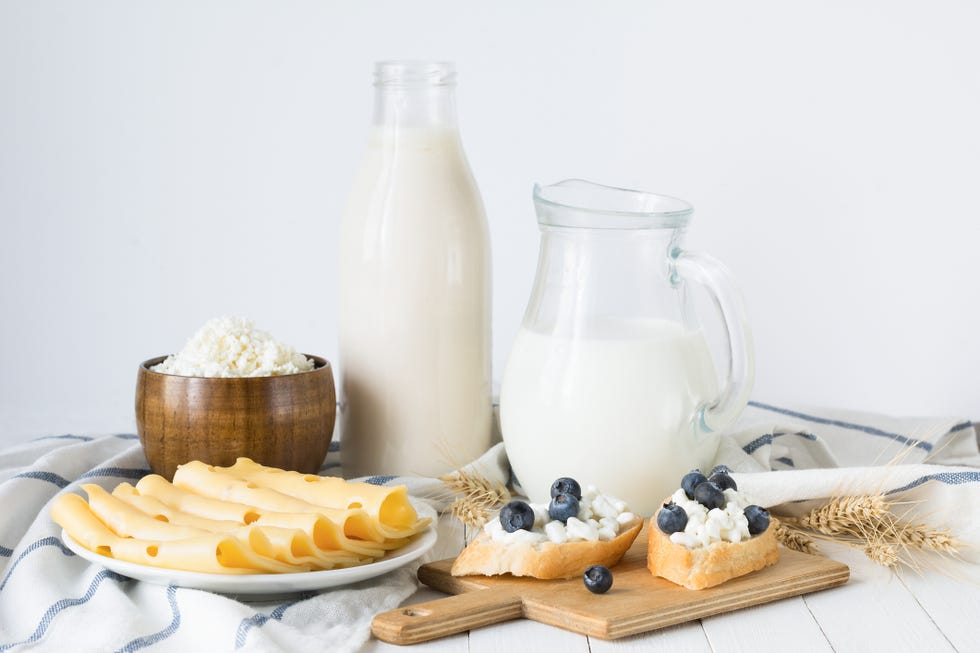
372 587 524 645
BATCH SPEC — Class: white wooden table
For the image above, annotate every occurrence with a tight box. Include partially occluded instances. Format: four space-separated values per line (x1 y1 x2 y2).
361 513 979 653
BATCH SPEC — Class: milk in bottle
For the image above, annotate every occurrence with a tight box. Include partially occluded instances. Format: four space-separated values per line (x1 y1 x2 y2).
339 62 492 477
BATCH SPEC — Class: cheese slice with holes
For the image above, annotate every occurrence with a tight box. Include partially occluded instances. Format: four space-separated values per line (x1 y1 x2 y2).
173 461 391 543
216 458 430 539
237 524 369 569
50 493 305 574
83 484 206 541
111 483 242 533
134 473 389 556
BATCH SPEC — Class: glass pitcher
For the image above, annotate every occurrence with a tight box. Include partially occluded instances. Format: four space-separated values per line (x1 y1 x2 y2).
499 179 753 516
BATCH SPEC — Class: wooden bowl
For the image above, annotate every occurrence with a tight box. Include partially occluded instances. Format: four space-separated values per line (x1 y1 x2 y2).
135 355 336 480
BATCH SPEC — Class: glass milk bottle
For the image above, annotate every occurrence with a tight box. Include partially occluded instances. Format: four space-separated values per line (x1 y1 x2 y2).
500 180 753 516
339 61 492 478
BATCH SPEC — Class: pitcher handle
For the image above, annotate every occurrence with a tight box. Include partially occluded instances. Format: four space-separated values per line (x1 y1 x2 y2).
672 249 755 434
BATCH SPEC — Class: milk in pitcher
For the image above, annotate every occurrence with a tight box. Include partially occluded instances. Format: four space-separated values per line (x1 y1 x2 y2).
501 318 721 517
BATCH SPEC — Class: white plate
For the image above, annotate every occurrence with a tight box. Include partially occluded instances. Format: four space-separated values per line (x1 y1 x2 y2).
61 502 437 598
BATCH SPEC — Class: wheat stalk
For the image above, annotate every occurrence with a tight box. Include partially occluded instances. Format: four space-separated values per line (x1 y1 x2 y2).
781 495 890 536
773 518 819 555
774 492 961 569
864 541 899 567
896 524 959 553
439 468 511 529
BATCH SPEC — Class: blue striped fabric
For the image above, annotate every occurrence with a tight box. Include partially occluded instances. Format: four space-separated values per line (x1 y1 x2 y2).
0 536 76 592
234 595 314 649
116 585 181 653
79 467 152 482
32 435 93 442
741 431 818 455
11 470 71 489
10 467 152 491
0 569 129 652
748 400 934 452
886 470 980 494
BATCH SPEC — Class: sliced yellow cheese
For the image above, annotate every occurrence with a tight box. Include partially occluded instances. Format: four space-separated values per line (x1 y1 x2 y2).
238 525 369 570
173 461 390 544
51 460 431 576
136 475 262 523
103 485 369 570
50 493 305 574
253 512 390 557
83 484 207 541
111 483 242 533
138 472 388 556
215 458 429 539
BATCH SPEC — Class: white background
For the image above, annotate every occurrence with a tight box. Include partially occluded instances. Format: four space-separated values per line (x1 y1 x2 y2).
1 1 978 447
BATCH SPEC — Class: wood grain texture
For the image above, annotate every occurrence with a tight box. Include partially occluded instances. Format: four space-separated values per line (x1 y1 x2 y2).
371 522 849 645
135 355 335 480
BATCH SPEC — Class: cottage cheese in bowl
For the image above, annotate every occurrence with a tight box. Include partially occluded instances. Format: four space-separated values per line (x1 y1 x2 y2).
152 317 314 378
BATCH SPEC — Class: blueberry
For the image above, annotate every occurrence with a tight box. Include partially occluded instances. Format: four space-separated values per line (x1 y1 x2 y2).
693 481 726 510
499 500 535 533
548 492 580 523
708 471 737 492
583 565 613 594
680 470 708 499
744 505 771 535
656 501 688 535
550 477 582 500
711 464 731 475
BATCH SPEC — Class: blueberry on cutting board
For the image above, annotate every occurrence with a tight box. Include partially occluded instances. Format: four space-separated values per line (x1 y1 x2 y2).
583 565 613 594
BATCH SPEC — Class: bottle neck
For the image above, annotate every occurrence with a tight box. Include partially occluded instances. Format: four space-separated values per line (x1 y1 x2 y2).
372 85 458 129
371 61 459 130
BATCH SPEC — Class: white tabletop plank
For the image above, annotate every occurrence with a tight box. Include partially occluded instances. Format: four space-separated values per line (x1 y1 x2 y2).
895 563 980 652
800 544 956 653
700 594 833 653
589 621 711 653
468 618 590 653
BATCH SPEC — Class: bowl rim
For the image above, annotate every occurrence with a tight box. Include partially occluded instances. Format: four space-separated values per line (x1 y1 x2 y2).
138 354 332 380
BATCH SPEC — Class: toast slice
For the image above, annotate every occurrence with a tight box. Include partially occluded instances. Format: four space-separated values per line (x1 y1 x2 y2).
452 516 643 580
647 516 778 589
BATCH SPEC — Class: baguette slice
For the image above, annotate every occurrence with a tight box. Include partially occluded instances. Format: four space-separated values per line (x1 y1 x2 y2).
451 517 643 580
646 516 779 589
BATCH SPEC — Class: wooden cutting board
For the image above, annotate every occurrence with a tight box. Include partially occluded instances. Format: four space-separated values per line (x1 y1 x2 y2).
372 522 849 645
